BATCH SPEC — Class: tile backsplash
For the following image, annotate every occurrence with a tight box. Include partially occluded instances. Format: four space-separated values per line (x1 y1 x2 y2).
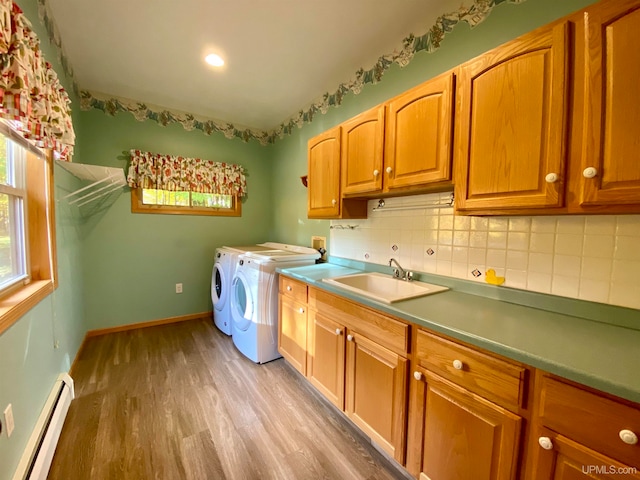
330 192 640 310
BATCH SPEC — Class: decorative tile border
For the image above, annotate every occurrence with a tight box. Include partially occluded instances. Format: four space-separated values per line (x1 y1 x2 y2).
38 0 524 145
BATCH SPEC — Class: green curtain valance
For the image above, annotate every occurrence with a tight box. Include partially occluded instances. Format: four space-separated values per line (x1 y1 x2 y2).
127 150 247 197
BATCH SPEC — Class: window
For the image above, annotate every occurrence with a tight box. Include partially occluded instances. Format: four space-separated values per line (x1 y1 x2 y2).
0 123 57 335
131 189 241 216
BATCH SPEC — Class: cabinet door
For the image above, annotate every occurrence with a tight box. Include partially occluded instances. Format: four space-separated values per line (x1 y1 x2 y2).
278 294 307 375
530 428 640 480
341 105 385 196
307 127 341 218
409 368 521 480
579 0 640 206
455 22 569 212
306 309 346 409
385 71 454 191
345 332 408 463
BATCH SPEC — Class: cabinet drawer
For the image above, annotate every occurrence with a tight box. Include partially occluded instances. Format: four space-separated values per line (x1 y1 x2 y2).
309 288 409 356
279 276 308 304
538 374 640 468
415 329 527 410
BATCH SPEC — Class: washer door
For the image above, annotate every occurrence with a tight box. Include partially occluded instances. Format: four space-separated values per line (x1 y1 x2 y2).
231 272 253 332
211 262 228 311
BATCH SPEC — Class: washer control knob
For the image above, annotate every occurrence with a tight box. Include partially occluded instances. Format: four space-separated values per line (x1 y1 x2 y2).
619 430 638 445
538 437 553 450
453 359 464 370
239 259 244 266
583 167 598 178
413 371 423 381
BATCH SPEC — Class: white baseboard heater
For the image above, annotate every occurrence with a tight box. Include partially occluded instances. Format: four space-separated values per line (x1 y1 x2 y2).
13 373 75 480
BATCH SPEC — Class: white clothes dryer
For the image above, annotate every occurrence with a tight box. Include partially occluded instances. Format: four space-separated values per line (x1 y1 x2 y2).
230 245 320 363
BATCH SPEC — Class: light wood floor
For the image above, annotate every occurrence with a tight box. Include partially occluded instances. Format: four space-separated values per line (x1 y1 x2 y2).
48 317 409 480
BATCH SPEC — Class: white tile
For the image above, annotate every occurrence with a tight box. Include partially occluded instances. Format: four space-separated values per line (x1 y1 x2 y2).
507 232 530 251
505 269 528 289
616 215 640 236
469 248 486 265
611 259 640 283
486 249 507 269
423 255 437 273
488 217 509 231
582 235 615 258
439 213 454 230
531 217 557 234
453 231 470 246
469 265 486 282
424 230 438 245
469 231 488 248
506 250 529 270
424 215 439 230
451 262 468 279
508 217 531 232
487 231 508 249
436 260 452 275
438 230 453 246
529 233 555 253
454 215 471 231
551 274 580 298
614 236 640 261
585 216 616 235
438 245 453 262
553 254 582 277
412 230 425 246
452 246 469 264
580 257 612 281
578 279 610 304
556 216 585 235
528 253 554 274
554 234 584 256
609 282 640 310
527 272 552 293
470 217 488 231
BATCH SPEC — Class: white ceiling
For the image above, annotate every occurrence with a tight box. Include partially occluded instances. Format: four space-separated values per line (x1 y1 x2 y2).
47 0 462 131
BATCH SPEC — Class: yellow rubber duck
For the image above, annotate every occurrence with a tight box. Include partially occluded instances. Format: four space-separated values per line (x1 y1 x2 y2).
485 269 505 286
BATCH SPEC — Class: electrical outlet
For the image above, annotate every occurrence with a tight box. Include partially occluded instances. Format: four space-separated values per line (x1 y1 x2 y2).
4 404 14 437
175 283 183 294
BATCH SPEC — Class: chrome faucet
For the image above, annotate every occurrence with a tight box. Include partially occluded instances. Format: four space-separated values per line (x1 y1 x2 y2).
389 258 413 281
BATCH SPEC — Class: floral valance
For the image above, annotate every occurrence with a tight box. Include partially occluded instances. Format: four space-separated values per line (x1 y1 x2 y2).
0 1 74 160
127 150 247 197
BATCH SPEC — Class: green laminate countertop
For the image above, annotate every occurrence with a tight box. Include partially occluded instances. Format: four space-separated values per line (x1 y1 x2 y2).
277 262 640 404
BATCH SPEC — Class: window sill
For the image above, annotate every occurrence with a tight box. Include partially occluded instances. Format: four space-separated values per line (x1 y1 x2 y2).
0 280 54 335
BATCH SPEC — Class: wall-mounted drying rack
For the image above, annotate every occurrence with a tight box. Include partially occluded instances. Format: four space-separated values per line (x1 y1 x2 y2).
55 161 127 207
372 192 454 213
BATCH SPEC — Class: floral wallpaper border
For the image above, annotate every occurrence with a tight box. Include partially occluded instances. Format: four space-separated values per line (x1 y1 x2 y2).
38 0 524 146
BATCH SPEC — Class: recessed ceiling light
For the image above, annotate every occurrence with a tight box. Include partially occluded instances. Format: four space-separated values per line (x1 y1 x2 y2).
205 54 224 67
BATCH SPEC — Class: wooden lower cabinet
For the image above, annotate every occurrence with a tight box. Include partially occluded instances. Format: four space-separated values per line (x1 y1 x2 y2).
345 331 408 463
407 367 522 480
278 294 308 375
307 309 346 409
529 427 640 480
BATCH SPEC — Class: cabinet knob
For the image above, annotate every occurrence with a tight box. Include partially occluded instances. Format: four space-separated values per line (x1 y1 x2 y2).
619 429 638 445
331 199 337 206
286 285 292 291
386 167 393 174
545 173 559 183
347 334 354 342
298 307 305 314
413 371 423 381
583 167 598 178
538 437 553 450
335 328 342 336
452 359 464 370
373 169 380 177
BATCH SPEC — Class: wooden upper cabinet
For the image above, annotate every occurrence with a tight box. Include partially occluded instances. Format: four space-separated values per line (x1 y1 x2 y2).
578 0 640 207
455 22 570 212
341 105 385 196
385 71 455 192
308 127 342 218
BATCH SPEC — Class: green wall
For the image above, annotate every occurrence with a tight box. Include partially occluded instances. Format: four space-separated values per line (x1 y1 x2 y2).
268 0 597 248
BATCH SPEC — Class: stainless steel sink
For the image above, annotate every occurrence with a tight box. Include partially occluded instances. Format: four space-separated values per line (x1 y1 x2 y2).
322 272 448 303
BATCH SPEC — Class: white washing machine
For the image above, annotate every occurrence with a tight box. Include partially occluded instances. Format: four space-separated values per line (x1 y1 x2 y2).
230 245 320 363
211 243 290 335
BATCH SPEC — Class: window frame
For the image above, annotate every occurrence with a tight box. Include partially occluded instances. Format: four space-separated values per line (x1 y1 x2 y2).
0 123 57 336
131 188 242 217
